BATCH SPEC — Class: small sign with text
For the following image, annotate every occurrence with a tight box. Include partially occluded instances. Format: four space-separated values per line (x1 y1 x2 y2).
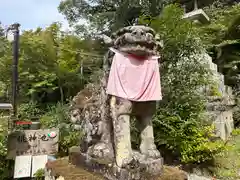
7 128 59 159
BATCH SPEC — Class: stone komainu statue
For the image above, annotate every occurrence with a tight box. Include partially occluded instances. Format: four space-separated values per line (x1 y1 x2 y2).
70 25 163 179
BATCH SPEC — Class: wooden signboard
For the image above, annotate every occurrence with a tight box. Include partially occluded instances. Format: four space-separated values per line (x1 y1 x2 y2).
7 128 59 159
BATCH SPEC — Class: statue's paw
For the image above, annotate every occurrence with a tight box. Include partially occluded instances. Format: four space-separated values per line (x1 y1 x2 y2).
117 156 136 169
88 142 114 163
140 144 161 159
145 148 161 158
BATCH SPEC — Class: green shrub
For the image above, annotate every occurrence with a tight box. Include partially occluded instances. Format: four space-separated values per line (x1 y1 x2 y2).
0 116 12 179
213 133 240 179
153 108 226 164
34 168 45 179
40 102 83 156
232 128 240 136
18 101 43 120
139 4 226 164
209 84 222 97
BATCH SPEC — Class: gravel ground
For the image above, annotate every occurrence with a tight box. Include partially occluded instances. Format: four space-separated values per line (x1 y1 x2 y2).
187 174 216 180
46 158 189 180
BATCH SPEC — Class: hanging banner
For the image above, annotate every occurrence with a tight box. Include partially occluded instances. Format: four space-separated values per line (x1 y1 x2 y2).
7 128 59 159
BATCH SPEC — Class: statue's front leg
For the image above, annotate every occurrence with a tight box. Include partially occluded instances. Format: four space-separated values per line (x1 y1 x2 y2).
111 96 133 168
136 101 161 159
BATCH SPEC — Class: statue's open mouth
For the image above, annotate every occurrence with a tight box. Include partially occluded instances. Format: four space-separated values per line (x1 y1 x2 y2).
118 41 156 56
115 37 157 56
112 26 159 56
119 45 155 56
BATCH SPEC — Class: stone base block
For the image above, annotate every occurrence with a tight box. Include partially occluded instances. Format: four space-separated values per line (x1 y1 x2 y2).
69 147 163 180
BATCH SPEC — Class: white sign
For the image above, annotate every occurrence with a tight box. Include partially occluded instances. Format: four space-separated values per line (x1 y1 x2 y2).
14 155 32 178
31 155 48 177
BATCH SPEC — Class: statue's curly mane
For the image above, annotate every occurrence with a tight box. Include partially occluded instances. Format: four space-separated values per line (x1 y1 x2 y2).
111 25 160 56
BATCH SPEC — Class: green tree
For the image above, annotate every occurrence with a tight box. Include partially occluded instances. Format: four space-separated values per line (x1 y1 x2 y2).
199 2 240 49
58 0 174 34
0 22 102 105
195 2 240 128
199 2 240 98
0 23 11 101
138 4 225 164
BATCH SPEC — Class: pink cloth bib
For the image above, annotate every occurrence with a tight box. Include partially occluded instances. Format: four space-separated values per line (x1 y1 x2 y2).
106 48 162 101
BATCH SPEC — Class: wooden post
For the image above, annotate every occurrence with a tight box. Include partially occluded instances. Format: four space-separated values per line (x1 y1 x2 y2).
194 0 198 10
11 23 20 119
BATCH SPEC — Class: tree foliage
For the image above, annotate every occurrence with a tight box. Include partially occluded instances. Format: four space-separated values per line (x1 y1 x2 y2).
199 2 240 88
139 4 226 164
58 0 174 34
200 2 240 48
40 103 82 156
0 23 102 105
0 116 12 180
199 2 240 126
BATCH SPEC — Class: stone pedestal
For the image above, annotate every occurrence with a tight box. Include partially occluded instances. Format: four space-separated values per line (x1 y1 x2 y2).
69 147 163 180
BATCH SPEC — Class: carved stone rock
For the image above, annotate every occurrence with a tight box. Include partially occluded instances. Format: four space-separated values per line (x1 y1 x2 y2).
69 25 164 179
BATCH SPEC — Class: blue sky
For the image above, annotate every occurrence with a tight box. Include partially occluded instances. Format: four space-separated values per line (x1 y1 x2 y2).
0 0 69 30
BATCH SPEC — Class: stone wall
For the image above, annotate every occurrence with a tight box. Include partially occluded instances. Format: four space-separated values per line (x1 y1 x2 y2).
205 53 235 140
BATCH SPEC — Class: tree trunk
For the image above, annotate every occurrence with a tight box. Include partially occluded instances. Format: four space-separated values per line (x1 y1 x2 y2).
59 80 64 104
